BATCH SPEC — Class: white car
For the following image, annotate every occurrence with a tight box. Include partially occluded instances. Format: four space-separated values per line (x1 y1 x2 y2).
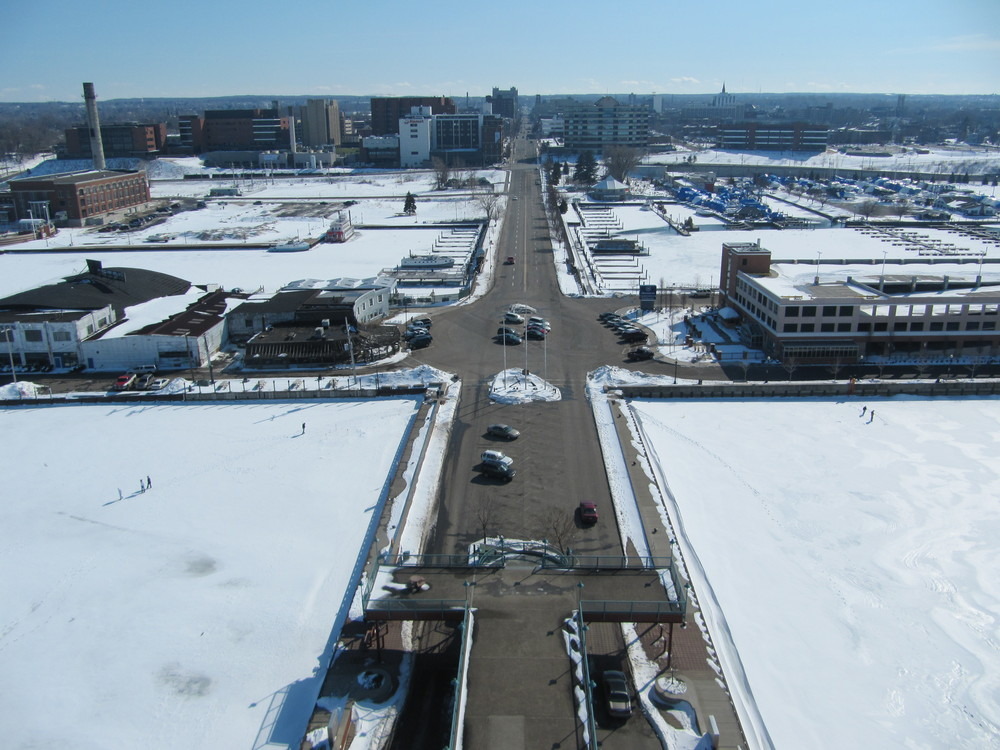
147 378 170 391
503 312 524 324
481 449 513 468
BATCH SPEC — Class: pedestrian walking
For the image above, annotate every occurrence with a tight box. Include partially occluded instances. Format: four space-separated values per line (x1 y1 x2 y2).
147 475 151 488
860 406 867 417
868 410 875 424
301 422 306 435
118 488 123 501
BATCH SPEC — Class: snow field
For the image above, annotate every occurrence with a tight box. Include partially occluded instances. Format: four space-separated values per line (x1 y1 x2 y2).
627 395 1000 749
0 397 420 750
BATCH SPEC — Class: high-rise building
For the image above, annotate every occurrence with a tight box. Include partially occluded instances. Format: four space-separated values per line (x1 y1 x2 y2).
300 99 342 147
563 97 650 151
489 87 519 119
370 97 456 135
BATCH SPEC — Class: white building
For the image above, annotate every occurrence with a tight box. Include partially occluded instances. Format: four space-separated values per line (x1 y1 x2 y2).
399 107 434 168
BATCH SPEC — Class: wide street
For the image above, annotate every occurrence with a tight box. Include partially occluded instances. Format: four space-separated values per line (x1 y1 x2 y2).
394 136 737 749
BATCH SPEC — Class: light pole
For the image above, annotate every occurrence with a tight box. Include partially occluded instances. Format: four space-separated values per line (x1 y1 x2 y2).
2 327 18 384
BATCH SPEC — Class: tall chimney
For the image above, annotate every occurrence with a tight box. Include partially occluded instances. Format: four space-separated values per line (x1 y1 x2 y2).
83 82 106 170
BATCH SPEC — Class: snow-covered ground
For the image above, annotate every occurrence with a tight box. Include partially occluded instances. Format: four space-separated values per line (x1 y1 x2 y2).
626 395 1000 749
0 396 422 749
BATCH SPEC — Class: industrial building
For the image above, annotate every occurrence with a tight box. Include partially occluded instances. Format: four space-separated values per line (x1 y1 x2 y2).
7 169 150 227
717 122 828 151
0 260 226 372
62 123 167 160
179 108 289 152
298 99 342 148
562 96 650 152
719 242 1000 363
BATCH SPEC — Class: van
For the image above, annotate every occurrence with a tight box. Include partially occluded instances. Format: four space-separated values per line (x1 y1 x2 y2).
129 364 157 374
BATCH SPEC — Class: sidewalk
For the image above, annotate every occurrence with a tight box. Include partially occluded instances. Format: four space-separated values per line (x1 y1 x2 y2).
610 396 748 749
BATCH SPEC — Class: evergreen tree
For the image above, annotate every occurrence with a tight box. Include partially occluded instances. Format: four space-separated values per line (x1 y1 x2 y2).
558 199 568 214
574 151 597 184
404 192 417 215
549 160 562 185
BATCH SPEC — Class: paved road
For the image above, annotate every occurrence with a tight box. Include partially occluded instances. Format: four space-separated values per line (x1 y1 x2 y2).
408 137 670 749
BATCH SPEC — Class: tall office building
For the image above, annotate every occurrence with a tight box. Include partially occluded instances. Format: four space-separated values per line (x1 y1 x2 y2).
300 99 342 147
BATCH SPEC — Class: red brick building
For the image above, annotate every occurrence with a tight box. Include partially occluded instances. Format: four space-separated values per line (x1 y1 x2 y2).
63 123 167 160
10 170 150 227
370 97 456 135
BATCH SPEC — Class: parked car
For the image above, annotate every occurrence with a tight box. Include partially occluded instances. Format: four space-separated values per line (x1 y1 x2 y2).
478 462 516 482
147 378 170 391
410 317 432 329
503 312 524 324
602 671 632 718
579 502 599 524
497 326 519 337
481 449 513 468
404 326 429 340
409 333 433 349
527 317 551 331
112 373 137 391
129 364 157 374
598 312 621 321
526 328 546 340
496 332 522 345
626 346 655 362
621 329 648 343
486 424 520 440
136 373 156 389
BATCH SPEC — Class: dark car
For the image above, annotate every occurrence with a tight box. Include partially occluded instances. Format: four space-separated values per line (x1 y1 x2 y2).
497 326 519 337
602 670 632 718
621 329 648 343
599 312 621 321
496 332 522 345
478 462 516 482
526 327 546 340
626 346 655 361
409 334 433 349
486 424 520 440
579 502 598 524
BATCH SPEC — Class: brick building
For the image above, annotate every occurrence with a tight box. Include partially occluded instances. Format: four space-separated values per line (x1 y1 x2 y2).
8 170 150 227
63 123 167 160
370 96 456 136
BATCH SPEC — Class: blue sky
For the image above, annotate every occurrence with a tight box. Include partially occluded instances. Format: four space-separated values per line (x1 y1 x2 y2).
2 0 998 102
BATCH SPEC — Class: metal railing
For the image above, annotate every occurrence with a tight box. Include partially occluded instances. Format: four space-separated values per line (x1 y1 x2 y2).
539 554 674 570
444 606 475 750
580 598 686 620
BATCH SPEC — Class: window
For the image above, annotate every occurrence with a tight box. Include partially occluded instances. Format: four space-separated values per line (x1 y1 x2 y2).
946 322 960 331
858 322 871 332
837 323 852 332
839 306 853 316
874 322 888 332
910 322 924 332
24 329 43 342
800 323 815 333
802 306 817 317
930 322 944 331
52 331 71 342
967 321 981 331
822 306 837 317
893 322 907 332
984 322 996 330
821 323 835 332
783 324 798 333
785 307 800 318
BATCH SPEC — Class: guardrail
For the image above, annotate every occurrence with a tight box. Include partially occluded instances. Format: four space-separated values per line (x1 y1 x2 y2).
580 598 686 623
540 554 674 570
363 597 467 621
444 606 475 750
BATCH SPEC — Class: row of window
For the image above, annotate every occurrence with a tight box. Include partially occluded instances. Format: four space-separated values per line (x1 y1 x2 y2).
783 320 998 334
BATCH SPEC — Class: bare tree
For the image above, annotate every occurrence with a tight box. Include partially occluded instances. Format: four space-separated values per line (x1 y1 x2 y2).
603 146 643 183
894 199 911 220
476 495 498 544
432 157 450 190
856 199 879 220
781 356 798 381
543 508 578 555
474 186 501 222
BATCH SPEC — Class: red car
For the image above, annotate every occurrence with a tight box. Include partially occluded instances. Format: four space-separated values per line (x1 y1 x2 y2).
579 502 598 524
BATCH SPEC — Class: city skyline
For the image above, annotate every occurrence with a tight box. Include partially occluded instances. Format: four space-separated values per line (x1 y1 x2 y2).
2 0 999 103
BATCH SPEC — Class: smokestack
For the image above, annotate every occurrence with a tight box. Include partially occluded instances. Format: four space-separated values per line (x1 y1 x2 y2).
82 82 106 170
288 106 297 154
